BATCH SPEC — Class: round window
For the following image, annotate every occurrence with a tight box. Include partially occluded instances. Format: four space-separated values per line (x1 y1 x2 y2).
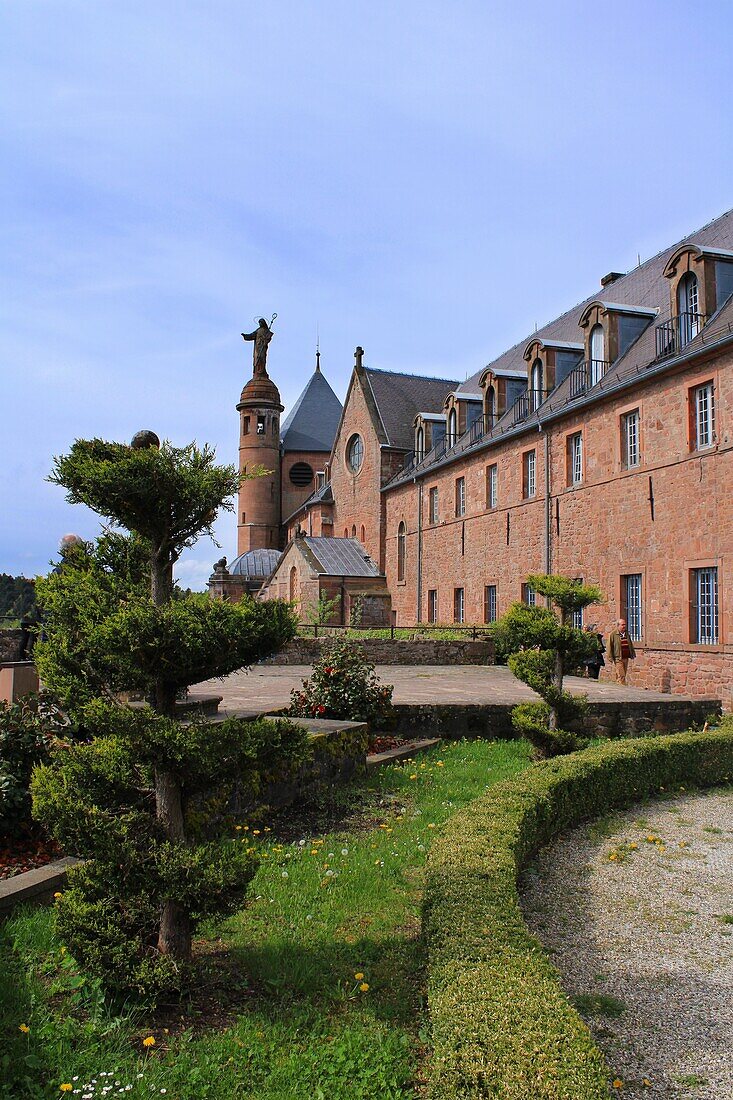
347 434 364 473
289 462 314 487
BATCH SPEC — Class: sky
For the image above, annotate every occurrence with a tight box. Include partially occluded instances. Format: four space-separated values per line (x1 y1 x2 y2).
2 0 733 587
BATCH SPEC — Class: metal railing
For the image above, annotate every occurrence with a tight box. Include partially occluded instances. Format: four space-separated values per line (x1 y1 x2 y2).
568 359 611 397
509 388 549 424
298 623 492 640
655 312 707 360
468 413 494 444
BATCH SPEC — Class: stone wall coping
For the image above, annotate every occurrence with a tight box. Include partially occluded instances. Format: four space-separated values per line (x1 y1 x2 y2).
0 856 81 915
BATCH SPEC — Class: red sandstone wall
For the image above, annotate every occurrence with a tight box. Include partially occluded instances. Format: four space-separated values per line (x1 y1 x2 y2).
280 450 329 525
384 350 733 706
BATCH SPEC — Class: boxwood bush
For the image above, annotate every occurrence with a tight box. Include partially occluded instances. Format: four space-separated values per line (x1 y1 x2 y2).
423 723 733 1099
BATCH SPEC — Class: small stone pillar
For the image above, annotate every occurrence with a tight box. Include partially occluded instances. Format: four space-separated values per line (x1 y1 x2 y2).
0 662 40 703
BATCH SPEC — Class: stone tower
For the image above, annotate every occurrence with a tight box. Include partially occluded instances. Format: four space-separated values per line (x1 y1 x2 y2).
236 333 284 555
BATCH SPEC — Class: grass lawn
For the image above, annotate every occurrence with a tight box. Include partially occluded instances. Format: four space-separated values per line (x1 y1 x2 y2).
0 738 530 1100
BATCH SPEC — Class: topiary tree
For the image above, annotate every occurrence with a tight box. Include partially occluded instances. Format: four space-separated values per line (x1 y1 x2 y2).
31 435 307 996
493 575 602 756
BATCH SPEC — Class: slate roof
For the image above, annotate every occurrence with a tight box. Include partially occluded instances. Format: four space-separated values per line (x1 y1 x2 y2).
229 548 282 578
302 537 382 577
280 368 343 453
457 208 733 394
363 368 459 450
385 208 733 489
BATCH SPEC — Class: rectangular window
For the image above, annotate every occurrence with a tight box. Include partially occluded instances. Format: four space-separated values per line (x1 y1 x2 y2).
522 450 536 499
691 567 718 644
429 487 439 524
427 589 438 624
572 577 583 629
316 471 326 490
621 409 640 468
567 432 583 486
455 477 466 517
486 464 498 508
621 574 643 641
453 587 465 624
242 416 250 435
693 381 715 450
521 582 536 607
484 584 497 623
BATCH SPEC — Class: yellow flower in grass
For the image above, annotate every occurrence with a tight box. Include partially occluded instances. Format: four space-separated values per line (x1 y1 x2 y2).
612 1080 623 1089
53 891 63 898
60 1086 73 1093
19 1024 30 1034
354 972 364 980
142 1035 156 1047
359 982 370 992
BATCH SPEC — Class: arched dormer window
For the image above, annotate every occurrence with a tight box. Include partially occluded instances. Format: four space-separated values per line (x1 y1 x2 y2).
447 408 457 446
415 425 424 461
397 522 406 582
589 324 605 385
677 272 701 348
530 360 543 412
485 385 496 426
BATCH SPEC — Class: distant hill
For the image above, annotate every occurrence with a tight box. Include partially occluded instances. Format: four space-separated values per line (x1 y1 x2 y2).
0 574 37 625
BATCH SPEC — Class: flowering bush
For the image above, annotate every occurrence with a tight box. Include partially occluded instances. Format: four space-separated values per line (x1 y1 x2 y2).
288 640 393 725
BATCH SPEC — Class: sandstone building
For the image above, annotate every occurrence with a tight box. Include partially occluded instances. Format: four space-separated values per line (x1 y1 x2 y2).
220 209 733 705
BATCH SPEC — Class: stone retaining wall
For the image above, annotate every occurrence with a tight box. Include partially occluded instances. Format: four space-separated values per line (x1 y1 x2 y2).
264 637 494 666
383 698 718 741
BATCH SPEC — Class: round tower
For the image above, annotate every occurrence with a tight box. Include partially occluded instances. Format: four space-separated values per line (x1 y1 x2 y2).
236 325 284 555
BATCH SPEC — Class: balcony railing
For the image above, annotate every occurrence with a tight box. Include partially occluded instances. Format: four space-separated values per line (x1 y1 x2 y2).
468 413 494 444
568 358 611 397
655 312 707 359
509 388 549 424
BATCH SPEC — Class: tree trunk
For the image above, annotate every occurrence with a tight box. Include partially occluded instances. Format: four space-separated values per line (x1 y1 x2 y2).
549 649 564 731
150 542 191 961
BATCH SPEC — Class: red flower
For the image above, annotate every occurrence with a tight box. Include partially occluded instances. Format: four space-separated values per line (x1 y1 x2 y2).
316 704 326 715
323 667 334 675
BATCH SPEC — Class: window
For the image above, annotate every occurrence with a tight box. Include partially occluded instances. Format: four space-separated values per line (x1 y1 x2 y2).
453 587 465 623
621 409 640 468
521 583 536 607
415 426 424 461
692 381 715 450
351 525 356 537
257 415 266 435
455 476 466 517
485 385 496 426
590 324 605 385
572 577 583 629
347 434 364 472
678 272 701 347
360 525 365 542
241 511 246 523
448 408 458 446
397 522 406 582
530 359 543 410
428 487 439 524
242 416 250 435
486 464 498 508
289 462 314 486
427 589 438 624
522 450 536 499
621 574 643 641
567 432 583 486
691 567 718 644
484 584 497 623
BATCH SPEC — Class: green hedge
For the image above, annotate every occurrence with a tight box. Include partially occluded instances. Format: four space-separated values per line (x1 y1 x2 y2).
423 723 733 1099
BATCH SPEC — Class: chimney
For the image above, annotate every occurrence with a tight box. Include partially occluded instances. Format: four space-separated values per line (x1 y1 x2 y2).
601 271 625 288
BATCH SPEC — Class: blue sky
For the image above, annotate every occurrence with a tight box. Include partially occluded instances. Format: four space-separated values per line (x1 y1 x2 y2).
2 0 732 587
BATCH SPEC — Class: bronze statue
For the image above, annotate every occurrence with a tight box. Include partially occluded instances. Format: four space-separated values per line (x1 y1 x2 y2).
241 316 275 376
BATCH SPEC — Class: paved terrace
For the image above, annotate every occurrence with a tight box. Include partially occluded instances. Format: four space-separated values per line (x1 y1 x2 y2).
194 664 689 718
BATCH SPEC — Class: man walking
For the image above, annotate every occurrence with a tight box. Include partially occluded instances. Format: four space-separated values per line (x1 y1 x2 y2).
607 618 635 684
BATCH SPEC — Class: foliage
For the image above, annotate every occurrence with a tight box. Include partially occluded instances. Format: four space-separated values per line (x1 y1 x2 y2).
32 709 309 996
289 640 394 724
492 575 601 756
0 573 36 624
303 592 342 626
34 435 300 998
3 739 529 1100
423 722 733 1100
0 695 67 838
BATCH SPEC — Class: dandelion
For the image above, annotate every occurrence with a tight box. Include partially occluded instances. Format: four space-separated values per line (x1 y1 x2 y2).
436 761 444 767
354 971 364 980
341 848 349 856
19 1024 30 1033
142 1035 156 1047
60 1086 73 1093
409 774 417 780
54 891 63 898
612 1079 623 1089
427 823 435 829
281 871 289 878
359 982 370 992
253 829 261 836
629 842 638 850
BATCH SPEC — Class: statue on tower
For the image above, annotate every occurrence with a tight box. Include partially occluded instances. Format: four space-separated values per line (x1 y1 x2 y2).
241 316 275 376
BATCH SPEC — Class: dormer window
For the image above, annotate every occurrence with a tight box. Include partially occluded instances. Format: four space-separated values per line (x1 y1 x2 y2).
485 385 496 426
677 272 701 348
530 360 543 412
589 324 605 385
447 408 457 446
415 426 425 461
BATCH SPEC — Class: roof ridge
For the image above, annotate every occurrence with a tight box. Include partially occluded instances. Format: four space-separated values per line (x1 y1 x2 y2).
364 365 460 384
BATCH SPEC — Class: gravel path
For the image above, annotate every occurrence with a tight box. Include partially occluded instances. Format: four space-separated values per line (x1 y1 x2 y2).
520 791 733 1099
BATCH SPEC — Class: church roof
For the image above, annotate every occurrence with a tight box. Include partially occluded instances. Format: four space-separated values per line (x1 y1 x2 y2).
362 368 459 450
229 548 282 578
302 536 381 577
280 366 343 453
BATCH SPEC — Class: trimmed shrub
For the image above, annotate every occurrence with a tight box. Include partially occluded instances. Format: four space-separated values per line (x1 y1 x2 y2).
0 696 65 838
423 723 733 1099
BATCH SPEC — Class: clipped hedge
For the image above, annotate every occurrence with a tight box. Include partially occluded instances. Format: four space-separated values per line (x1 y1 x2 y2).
423 724 733 1099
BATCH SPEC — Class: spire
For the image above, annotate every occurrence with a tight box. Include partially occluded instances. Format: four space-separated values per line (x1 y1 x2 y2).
315 343 321 373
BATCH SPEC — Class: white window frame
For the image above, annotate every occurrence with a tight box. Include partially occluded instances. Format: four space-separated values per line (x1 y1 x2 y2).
455 476 466 517
622 409 640 468
453 587 465 624
427 589 438 624
623 574 643 642
448 409 457 447
590 324 605 385
484 584 497 623
524 451 536 499
522 583 536 608
569 433 583 485
487 464 498 508
694 382 715 450
693 567 718 645
428 486 439 524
